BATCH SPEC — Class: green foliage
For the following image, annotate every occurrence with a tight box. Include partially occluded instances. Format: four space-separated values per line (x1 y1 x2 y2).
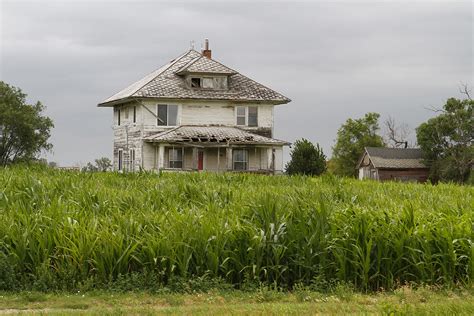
416 97 473 183
332 112 385 177
285 138 326 176
0 167 472 292
0 81 54 166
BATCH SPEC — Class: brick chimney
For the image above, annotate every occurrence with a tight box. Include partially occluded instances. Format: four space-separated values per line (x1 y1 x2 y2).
202 38 211 59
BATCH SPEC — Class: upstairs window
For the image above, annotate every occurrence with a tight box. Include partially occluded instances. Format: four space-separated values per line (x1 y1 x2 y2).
191 78 201 88
169 148 183 169
236 106 258 127
233 149 248 171
133 106 137 123
117 109 121 126
248 106 258 127
236 106 246 125
157 104 178 126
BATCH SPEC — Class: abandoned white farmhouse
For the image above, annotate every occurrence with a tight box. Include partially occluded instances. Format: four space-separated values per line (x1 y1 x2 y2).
98 41 291 173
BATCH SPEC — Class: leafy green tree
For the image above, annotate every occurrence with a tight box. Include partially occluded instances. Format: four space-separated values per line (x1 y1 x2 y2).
332 112 385 177
0 81 54 166
95 157 112 172
285 138 326 175
416 97 473 183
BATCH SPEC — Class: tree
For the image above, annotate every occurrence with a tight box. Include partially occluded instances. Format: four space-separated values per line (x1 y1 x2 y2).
332 112 385 177
95 157 112 172
0 82 54 166
416 97 473 183
383 116 412 148
285 138 326 176
82 162 99 172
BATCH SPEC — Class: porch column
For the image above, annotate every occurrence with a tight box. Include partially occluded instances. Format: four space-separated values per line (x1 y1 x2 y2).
226 147 233 171
217 147 220 172
192 147 198 170
266 147 274 172
157 144 165 170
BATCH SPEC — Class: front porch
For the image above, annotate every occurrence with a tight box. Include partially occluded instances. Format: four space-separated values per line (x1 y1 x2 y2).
142 126 289 174
150 144 281 173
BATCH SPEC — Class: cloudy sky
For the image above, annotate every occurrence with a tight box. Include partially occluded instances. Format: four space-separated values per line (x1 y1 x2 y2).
1 0 472 166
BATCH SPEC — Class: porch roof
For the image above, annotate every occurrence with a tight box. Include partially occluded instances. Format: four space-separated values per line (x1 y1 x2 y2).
143 126 290 146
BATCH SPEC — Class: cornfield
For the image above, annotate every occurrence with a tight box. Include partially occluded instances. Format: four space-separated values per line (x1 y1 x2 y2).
0 166 472 291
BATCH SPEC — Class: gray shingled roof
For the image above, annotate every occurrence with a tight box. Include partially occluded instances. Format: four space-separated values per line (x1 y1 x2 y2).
98 50 290 106
176 55 237 75
144 126 289 146
364 147 427 169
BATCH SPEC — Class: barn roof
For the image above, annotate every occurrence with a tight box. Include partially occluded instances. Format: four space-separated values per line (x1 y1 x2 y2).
358 147 427 169
143 126 290 146
98 49 290 106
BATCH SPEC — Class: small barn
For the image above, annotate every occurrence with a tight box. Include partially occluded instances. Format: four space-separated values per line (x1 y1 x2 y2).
356 147 429 182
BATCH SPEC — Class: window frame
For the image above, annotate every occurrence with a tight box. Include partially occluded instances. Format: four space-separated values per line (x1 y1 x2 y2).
233 149 248 171
191 77 201 88
235 106 258 127
168 147 184 169
157 104 178 127
118 149 123 171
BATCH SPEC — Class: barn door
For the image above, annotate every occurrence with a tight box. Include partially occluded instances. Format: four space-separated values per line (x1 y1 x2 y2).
198 150 204 170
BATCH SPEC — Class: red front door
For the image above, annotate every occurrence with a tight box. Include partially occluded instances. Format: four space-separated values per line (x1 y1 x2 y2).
198 151 204 170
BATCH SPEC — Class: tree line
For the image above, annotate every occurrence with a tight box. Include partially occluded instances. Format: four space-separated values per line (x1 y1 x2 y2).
286 89 472 184
1 80 472 183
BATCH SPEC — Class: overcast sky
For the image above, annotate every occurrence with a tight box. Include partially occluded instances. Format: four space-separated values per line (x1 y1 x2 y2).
1 0 472 166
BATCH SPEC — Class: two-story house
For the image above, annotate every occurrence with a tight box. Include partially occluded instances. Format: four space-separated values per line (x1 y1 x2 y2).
98 40 291 173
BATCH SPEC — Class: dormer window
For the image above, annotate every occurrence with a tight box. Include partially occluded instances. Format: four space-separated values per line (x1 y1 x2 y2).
202 77 214 88
191 78 201 88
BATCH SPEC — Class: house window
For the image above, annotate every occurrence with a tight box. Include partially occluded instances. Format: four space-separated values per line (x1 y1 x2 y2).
236 106 258 126
191 78 201 88
117 109 121 126
129 149 135 171
118 149 123 171
202 77 214 89
236 106 246 126
169 148 183 169
157 104 178 126
133 106 136 123
248 106 258 127
233 149 248 170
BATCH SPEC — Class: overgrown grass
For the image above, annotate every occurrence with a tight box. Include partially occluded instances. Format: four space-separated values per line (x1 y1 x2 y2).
0 165 472 292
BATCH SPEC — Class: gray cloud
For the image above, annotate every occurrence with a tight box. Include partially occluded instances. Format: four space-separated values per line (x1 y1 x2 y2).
1 0 472 166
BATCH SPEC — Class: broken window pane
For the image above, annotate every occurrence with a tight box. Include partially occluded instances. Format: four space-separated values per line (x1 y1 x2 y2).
191 78 201 88
248 106 258 127
157 104 167 126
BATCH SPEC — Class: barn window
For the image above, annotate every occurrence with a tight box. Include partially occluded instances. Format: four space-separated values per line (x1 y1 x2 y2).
248 106 258 127
191 78 201 88
117 109 121 126
157 104 178 126
233 149 248 170
118 149 123 171
133 106 136 123
236 106 246 126
169 148 183 169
